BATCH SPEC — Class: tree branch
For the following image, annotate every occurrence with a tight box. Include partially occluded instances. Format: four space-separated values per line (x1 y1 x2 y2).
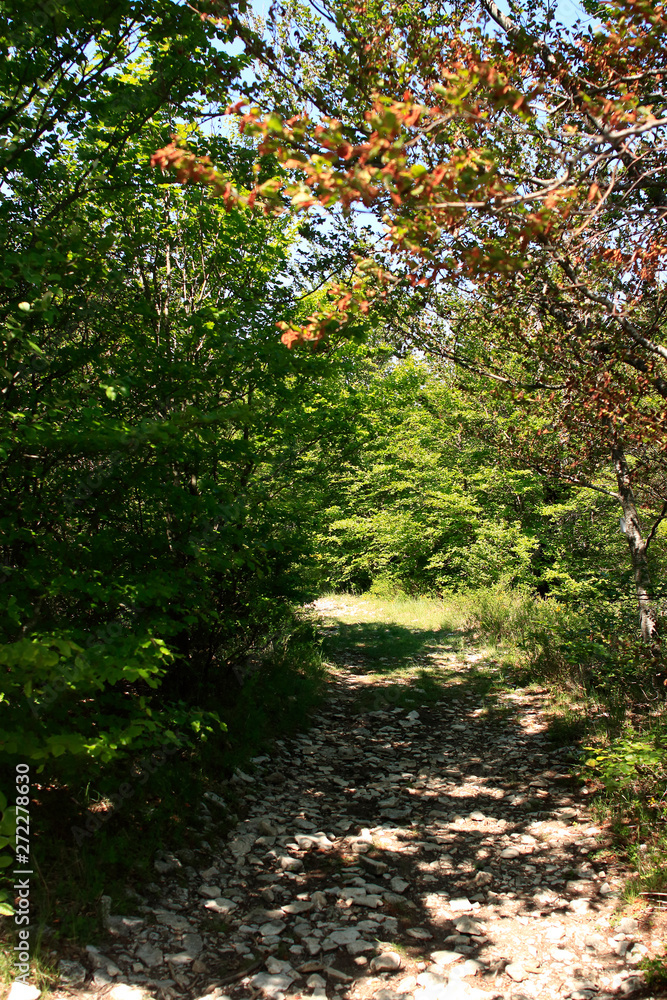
646 498 667 552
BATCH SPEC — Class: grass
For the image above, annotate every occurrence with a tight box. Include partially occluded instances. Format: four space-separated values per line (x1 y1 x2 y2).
544 706 592 746
318 591 452 661
641 952 667 990
316 591 509 713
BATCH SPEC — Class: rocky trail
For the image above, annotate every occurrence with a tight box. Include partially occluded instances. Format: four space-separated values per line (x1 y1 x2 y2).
45 596 667 1000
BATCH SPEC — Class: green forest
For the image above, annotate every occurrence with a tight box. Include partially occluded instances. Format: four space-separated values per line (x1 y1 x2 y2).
1 0 667 992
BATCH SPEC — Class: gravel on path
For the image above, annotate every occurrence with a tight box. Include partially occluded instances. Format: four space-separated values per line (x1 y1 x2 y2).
40 597 667 1000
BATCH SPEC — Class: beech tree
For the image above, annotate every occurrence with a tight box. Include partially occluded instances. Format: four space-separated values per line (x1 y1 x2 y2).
153 0 667 642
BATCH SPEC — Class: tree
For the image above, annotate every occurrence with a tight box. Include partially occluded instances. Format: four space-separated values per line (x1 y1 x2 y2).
0 1 376 772
154 0 667 641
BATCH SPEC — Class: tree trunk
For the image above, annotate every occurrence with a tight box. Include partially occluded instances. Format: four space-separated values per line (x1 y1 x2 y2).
611 442 659 644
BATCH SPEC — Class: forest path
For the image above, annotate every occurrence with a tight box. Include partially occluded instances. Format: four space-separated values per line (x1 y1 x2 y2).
50 596 665 1000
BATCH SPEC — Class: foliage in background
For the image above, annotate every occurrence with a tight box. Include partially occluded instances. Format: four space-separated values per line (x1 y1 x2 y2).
311 359 666 608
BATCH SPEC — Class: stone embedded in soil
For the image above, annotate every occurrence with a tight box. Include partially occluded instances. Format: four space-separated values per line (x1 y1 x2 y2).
449 959 484 979
348 940 377 955
430 951 464 967
181 933 203 957
505 962 527 982
371 952 403 972
416 971 448 990
282 900 314 914
260 920 286 937
8 984 41 1000
58 960 86 987
109 986 150 1000
198 884 222 897
86 945 120 975
204 896 237 914
154 910 193 932
454 917 481 934
248 972 295 998
135 943 164 967
390 877 409 893
327 928 361 945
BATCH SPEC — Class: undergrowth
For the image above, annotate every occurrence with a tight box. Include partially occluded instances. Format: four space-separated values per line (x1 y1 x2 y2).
0 614 325 979
456 580 667 903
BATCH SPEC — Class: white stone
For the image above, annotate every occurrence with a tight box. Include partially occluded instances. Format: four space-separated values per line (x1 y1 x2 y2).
135 943 164 967
183 933 203 957
417 971 448 988
155 910 193 932
85 946 120 975
261 921 287 936
397 976 418 992
109 987 150 1000
505 963 526 982
430 950 463 966
441 983 487 1000
204 897 238 914
229 834 256 859
266 959 296 976
199 884 223 897
340 888 383 908
390 877 409 893
249 972 296 998
347 940 376 955
295 833 333 851
449 960 484 979
279 854 303 871
328 928 360 945
282 900 314 914
619 976 645 996
8 984 40 1000
92 971 113 987
551 947 576 962
449 898 473 911
454 917 481 934
371 952 402 972
165 950 195 965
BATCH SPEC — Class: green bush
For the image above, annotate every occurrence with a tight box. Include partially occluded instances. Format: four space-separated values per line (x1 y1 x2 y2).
584 727 667 798
457 579 568 656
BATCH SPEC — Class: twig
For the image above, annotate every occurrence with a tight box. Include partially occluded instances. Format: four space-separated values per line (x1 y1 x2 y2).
213 956 265 987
